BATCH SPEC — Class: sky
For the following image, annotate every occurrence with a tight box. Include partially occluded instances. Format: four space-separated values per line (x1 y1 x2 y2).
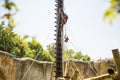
11 0 120 60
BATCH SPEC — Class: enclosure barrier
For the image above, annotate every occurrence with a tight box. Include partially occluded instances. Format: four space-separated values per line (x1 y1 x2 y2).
112 49 120 80
83 73 110 80
84 49 120 80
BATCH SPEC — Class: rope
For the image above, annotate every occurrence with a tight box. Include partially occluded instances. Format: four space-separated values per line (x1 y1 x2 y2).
21 51 42 80
71 60 84 79
88 62 102 80
66 26 81 52
69 40 80 51
44 30 54 47
88 62 98 76
64 26 101 79
64 44 101 80
21 31 53 80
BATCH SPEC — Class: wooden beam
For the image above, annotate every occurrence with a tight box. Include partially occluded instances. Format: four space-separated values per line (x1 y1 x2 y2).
56 77 65 80
83 73 110 80
71 71 79 80
112 49 120 80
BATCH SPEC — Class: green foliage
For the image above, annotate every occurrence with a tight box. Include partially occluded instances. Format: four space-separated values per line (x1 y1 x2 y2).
73 52 83 60
46 43 56 57
64 49 74 59
0 22 54 61
110 0 120 13
25 38 54 61
25 38 43 59
37 50 54 61
0 22 29 57
46 43 91 61
80 54 91 61
0 0 18 28
104 8 117 24
0 0 54 62
104 0 120 23
64 49 91 61
3 1 18 11
0 0 90 62
2 13 16 28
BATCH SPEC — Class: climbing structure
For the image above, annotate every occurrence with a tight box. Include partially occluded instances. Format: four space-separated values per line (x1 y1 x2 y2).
54 0 68 78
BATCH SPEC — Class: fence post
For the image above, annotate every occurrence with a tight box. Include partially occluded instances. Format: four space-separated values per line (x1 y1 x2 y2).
112 49 120 80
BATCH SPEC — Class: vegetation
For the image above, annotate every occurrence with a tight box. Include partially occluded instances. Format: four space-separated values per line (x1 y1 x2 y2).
0 0 18 28
26 38 54 61
0 22 27 57
104 0 120 24
0 0 54 61
0 0 91 61
47 43 91 61
64 49 91 61
0 22 54 61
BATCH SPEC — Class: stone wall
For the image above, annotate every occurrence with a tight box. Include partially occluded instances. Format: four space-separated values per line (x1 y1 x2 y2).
0 51 116 80
63 59 115 80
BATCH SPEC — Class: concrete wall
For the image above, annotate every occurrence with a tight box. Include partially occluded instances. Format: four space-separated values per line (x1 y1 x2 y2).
0 51 116 80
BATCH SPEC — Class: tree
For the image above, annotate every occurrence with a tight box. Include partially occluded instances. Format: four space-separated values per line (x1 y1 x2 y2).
37 50 54 61
73 52 83 60
64 49 91 61
25 38 54 61
104 0 120 24
64 49 74 59
46 44 91 61
0 22 30 58
1 0 90 61
46 43 56 57
0 0 18 28
0 0 54 62
0 22 54 61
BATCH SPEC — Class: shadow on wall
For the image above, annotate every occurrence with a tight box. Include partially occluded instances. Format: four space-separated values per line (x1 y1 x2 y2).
0 68 6 80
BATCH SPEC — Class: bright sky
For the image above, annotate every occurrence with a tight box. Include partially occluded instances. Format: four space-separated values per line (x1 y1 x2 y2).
13 0 120 60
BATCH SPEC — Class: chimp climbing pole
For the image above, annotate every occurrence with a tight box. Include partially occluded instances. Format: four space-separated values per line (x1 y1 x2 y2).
54 0 68 79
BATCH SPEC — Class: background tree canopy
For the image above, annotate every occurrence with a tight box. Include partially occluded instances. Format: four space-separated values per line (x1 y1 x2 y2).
47 43 91 61
0 22 54 61
0 0 92 61
104 0 120 24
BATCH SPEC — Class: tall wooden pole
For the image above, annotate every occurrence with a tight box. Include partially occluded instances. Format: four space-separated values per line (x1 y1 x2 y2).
112 49 120 80
54 0 64 78
54 0 68 79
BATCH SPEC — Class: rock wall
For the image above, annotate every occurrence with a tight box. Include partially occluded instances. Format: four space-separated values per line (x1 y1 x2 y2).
63 59 115 80
0 51 116 80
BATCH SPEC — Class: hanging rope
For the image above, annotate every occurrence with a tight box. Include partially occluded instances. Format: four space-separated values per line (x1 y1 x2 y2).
63 41 83 79
21 51 42 80
64 26 82 52
88 62 98 76
72 60 84 79
21 32 53 80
